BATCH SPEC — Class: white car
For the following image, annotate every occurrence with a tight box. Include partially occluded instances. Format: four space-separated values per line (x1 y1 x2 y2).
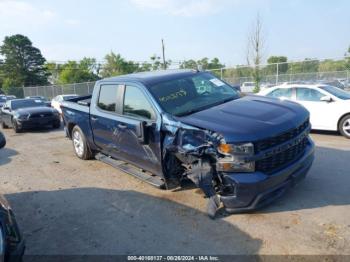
240 82 255 93
51 94 78 114
258 84 350 138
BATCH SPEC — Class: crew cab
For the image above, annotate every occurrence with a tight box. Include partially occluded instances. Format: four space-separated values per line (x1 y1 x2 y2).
61 70 315 218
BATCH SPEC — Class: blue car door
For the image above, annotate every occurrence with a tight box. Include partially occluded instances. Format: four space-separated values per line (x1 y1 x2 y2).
114 84 163 176
89 83 124 159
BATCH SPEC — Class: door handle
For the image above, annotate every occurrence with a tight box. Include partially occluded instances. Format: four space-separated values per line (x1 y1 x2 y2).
91 116 98 121
118 123 127 129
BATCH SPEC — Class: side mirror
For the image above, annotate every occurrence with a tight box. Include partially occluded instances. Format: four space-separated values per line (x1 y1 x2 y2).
320 96 333 102
2 106 10 111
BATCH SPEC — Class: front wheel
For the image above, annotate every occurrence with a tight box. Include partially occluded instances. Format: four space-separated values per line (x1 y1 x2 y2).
12 119 21 133
72 126 92 160
339 115 350 139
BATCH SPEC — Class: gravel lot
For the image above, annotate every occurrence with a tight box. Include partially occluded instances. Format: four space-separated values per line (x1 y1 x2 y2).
0 126 349 255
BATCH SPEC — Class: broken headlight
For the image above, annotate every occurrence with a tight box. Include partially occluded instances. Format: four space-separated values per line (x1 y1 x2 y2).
217 143 255 172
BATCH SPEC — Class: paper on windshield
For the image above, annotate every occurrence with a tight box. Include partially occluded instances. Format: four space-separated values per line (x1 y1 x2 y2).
210 78 225 87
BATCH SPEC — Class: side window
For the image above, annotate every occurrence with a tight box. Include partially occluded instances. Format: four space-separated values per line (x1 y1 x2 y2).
123 85 155 120
296 88 324 102
267 88 292 98
97 85 119 112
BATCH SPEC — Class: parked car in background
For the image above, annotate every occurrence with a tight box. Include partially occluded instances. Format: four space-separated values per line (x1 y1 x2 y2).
25 96 51 107
25 96 46 100
0 96 7 109
0 99 61 133
0 194 25 261
61 70 314 218
5 96 16 101
51 94 78 114
320 80 346 90
240 82 255 93
259 84 350 138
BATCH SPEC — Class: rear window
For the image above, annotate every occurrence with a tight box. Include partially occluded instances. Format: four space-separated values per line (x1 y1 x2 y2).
97 85 119 112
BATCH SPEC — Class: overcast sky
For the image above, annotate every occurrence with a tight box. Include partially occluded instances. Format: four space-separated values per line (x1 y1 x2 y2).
0 0 349 66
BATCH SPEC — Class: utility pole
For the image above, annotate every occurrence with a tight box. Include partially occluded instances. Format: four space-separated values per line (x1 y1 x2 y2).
161 39 166 70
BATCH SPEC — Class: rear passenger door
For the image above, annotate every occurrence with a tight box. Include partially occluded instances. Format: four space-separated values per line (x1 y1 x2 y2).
116 84 162 175
90 84 124 158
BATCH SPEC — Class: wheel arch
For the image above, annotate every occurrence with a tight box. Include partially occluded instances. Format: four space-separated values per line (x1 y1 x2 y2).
337 113 350 131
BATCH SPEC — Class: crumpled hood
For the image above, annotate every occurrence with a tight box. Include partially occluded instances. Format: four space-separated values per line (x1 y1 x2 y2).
176 95 309 143
14 106 56 115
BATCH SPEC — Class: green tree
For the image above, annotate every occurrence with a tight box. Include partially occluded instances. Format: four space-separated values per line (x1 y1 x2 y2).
0 34 49 96
100 52 140 77
207 58 224 70
180 59 198 69
266 56 288 75
345 46 350 70
58 58 100 84
318 59 346 72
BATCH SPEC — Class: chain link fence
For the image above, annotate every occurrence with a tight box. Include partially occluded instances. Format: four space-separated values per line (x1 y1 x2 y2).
214 69 350 86
23 82 96 99
22 57 350 98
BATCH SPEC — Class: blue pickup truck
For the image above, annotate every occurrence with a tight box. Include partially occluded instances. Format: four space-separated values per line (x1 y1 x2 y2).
61 70 315 218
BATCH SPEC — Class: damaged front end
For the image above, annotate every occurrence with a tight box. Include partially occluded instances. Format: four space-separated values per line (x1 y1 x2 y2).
161 114 246 218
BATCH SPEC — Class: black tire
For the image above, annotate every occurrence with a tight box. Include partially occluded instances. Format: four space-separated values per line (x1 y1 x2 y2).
12 119 21 133
339 115 350 139
0 131 6 149
71 125 92 160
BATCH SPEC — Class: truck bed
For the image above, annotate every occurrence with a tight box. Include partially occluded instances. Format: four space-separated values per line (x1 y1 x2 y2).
61 95 91 114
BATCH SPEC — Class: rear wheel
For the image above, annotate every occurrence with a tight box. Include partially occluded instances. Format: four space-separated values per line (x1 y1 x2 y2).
339 115 350 139
72 126 92 160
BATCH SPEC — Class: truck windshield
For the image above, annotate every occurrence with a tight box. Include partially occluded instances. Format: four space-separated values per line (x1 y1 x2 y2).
149 72 240 116
319 85 350 100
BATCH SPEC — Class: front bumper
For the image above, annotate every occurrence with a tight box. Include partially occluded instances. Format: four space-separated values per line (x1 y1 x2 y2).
16 117 60 129
219 139 315 213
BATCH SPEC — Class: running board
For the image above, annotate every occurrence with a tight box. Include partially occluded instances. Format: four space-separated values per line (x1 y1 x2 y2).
95 153 165 188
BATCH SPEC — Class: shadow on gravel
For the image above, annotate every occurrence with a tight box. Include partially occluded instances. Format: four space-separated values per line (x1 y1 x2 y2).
0 147 18 166
6 188 261 255
257 146 350 214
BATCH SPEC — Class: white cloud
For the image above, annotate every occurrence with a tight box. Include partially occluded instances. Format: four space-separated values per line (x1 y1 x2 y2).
130 0 234 17
64 19 80 26
0 0 56 28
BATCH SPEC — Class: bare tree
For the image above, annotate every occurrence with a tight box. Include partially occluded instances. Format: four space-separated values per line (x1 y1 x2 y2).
246 14 265 93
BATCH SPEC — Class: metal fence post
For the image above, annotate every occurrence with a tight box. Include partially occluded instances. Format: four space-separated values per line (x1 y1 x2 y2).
220 68 223 79
73 83 76 94
276 63 279 84
87 83 90 94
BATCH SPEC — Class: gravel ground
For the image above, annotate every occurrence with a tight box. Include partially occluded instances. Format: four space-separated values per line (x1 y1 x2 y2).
0 127 349 255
